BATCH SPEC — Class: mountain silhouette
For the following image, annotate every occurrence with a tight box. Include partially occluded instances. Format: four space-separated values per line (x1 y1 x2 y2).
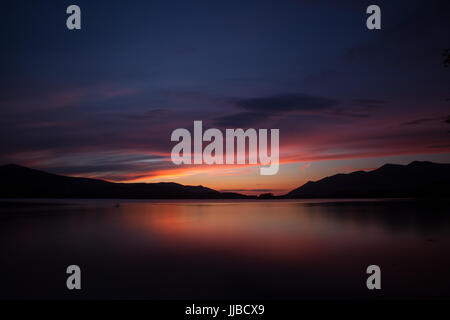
0 164 251 199
2 162 450 200
286 161 450 198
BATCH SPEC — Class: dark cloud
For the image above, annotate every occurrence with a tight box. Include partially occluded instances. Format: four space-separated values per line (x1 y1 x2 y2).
212 93 384 127
46 157 169 181
326 109 371 119
213 93 339 127
214 112 272 127
429 144 450 149
235 93 338 114
402 116 447 126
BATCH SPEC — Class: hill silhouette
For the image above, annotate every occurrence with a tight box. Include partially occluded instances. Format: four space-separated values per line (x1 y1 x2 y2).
2 162 450 199
0 164 251 199
286 161 450 198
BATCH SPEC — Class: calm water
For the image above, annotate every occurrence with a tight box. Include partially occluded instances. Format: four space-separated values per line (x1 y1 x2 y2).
1 199 450 299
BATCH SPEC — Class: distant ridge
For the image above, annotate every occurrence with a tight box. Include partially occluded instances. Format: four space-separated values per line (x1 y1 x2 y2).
0 164 252 199
2 161 450 200
285 161 450 198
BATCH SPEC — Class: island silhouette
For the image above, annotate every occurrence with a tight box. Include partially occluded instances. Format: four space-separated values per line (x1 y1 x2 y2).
1 161 450 199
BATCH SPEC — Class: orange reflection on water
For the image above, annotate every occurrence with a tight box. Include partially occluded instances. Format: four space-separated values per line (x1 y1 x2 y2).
117 201 358 264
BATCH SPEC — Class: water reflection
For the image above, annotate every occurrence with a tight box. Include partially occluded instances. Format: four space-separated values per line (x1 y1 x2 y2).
1 199 449 299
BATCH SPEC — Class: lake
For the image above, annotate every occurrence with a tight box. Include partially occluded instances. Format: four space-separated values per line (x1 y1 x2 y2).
1 199 449 299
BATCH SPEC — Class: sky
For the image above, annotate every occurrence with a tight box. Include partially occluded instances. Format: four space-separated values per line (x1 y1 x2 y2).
1 0 449 195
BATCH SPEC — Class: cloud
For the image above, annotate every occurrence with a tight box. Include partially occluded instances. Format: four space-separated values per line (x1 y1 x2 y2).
325 108 371 119
213 93 384 127
214 112 272 127
213 93 339 127
234 93 338 113
428 144 450 149
402 116 447 126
